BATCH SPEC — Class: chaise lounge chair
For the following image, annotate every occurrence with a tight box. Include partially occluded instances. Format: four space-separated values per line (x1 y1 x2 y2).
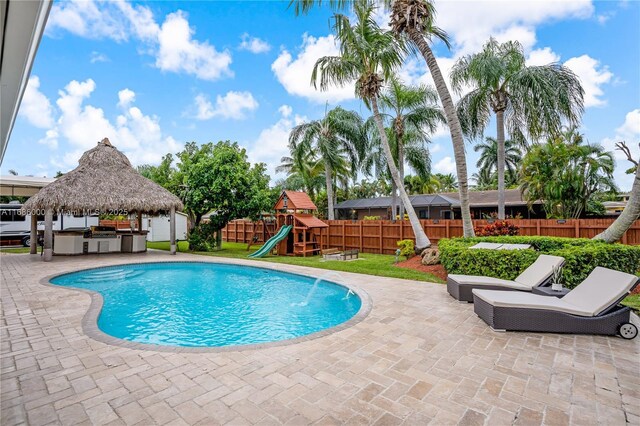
472 267 639 339
447 254 565 302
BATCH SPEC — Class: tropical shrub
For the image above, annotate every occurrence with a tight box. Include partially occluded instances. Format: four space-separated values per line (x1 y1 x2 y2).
397 239 415 258
474 221 519 236
363 216 381 220
187 222 217 251
439 236 640 288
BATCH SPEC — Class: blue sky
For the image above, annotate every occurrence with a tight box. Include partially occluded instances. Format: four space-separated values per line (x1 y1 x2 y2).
3 0 639 190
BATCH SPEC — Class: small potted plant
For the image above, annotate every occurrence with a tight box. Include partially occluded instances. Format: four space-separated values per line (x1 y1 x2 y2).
551 265 564 291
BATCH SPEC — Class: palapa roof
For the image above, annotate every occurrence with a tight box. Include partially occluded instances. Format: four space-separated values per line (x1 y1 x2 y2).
23 138 183 213
274 190 317 210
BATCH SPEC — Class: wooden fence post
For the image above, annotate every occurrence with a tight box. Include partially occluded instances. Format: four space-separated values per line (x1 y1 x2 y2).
342 221 346 251
400 220 404 240
536 219 541 236
445 220 450 238
379 221 383 253
575 220 580 238
359 221 363 252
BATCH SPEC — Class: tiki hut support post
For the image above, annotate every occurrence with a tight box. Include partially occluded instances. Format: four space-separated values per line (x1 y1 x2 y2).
29 214 37 254
137 211 143 232
43 209 53 261
170 206 176 255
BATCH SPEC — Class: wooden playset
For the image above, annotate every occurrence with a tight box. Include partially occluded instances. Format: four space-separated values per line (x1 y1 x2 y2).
273 191 328 257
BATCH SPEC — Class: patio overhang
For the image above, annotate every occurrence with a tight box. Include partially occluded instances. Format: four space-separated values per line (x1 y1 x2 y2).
0 0 53 164
0 175 55 197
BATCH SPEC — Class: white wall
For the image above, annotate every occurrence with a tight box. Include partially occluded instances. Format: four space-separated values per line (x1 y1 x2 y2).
144 212 188 242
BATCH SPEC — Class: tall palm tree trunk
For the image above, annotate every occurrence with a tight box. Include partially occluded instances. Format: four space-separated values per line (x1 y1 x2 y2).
594 164 640 242
324 162 335 220
371 97 431 250
496 109 506 219
408 29 474 236
398 143 405 218
391 179 398 221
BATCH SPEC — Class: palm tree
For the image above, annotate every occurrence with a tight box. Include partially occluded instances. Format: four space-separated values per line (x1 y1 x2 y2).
472 168 497 191
435 173 457 192
520 127 616 219
362 118 432 219
312 0 432 250
451 38 584 219
594 141 640 242
288 106 364 220
474 137 522 187
388 0 475 237
276 151 324 199
379 77 445 217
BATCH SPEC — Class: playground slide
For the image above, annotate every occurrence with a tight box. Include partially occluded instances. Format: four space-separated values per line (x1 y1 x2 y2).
248 225 292 258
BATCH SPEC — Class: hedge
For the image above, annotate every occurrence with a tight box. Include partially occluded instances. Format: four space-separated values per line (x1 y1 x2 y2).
439 236 640 288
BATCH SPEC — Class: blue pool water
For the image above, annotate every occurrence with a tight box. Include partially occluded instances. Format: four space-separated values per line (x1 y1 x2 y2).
50 262 362 347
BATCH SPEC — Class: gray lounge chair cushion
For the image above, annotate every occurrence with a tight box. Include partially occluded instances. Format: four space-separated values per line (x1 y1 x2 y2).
447 275 531 291
561 267 638 316
498 244 532 250
449 254 564 290
514 254 565 288
469 242 503 249
472 289 592 316
473 267 639 317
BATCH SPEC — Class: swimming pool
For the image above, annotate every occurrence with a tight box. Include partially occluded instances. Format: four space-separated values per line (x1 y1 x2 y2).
50 262 363 348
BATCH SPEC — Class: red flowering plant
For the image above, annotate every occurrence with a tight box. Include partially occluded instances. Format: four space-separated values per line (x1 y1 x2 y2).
474 221 520 236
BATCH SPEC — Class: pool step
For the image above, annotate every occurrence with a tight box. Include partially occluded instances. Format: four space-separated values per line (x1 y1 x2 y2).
76 269 146 283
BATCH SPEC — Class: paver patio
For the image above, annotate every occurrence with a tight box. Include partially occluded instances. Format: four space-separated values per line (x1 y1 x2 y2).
1 251 639 425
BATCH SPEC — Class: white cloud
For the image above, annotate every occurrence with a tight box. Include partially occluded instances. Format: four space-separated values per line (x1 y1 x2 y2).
156 11 233 81
271 34 355 103
38 129 59 150
601 109 640 191
433 0 594 55
46 0 129 41
90 51 109 63
526 47 561 66
117 88 136 108
194 91 259 120
38 79 181 168
239 33 271 54
247 106 306 179
564 55 613 108
434 156 456 174
47 1 232 82
278 105 293 118
18 76 54 128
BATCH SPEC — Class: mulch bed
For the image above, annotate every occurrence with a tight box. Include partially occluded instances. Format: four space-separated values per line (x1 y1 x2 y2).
395 255 448 282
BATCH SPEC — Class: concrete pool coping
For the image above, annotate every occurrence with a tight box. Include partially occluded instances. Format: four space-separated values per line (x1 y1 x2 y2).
39 258 373 353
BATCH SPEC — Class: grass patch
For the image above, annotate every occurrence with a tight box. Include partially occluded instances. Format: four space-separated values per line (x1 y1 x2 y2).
622 294 640 315
148 241 443 283
0 247 30 254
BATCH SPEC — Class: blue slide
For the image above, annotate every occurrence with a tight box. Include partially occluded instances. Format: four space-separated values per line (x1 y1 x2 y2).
248 225 292 258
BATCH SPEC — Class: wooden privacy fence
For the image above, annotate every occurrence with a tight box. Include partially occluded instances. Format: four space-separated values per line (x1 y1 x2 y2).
223 218 640 255
99 220 138 230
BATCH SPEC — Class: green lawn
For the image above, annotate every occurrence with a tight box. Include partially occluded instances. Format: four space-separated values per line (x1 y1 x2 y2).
0 247 30 254
622 294 640 314
148 241 444 283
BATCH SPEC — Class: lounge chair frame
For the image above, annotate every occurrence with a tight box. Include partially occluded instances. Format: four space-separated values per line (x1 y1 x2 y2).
473 278 640 337
447 275 553 303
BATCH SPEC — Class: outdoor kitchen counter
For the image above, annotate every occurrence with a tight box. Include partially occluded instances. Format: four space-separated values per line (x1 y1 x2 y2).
53 231 147 255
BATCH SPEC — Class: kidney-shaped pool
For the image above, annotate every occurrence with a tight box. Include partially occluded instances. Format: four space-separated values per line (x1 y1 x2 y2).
50 262 363 348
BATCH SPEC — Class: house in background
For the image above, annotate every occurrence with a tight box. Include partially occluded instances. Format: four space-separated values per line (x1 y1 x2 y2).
603 192 630 216
335 189 545 220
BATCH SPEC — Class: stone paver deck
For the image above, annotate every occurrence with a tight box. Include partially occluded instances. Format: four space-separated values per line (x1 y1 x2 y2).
1 251 639 425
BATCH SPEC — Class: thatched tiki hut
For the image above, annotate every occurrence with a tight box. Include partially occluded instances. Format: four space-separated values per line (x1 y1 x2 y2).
23 138 183 261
